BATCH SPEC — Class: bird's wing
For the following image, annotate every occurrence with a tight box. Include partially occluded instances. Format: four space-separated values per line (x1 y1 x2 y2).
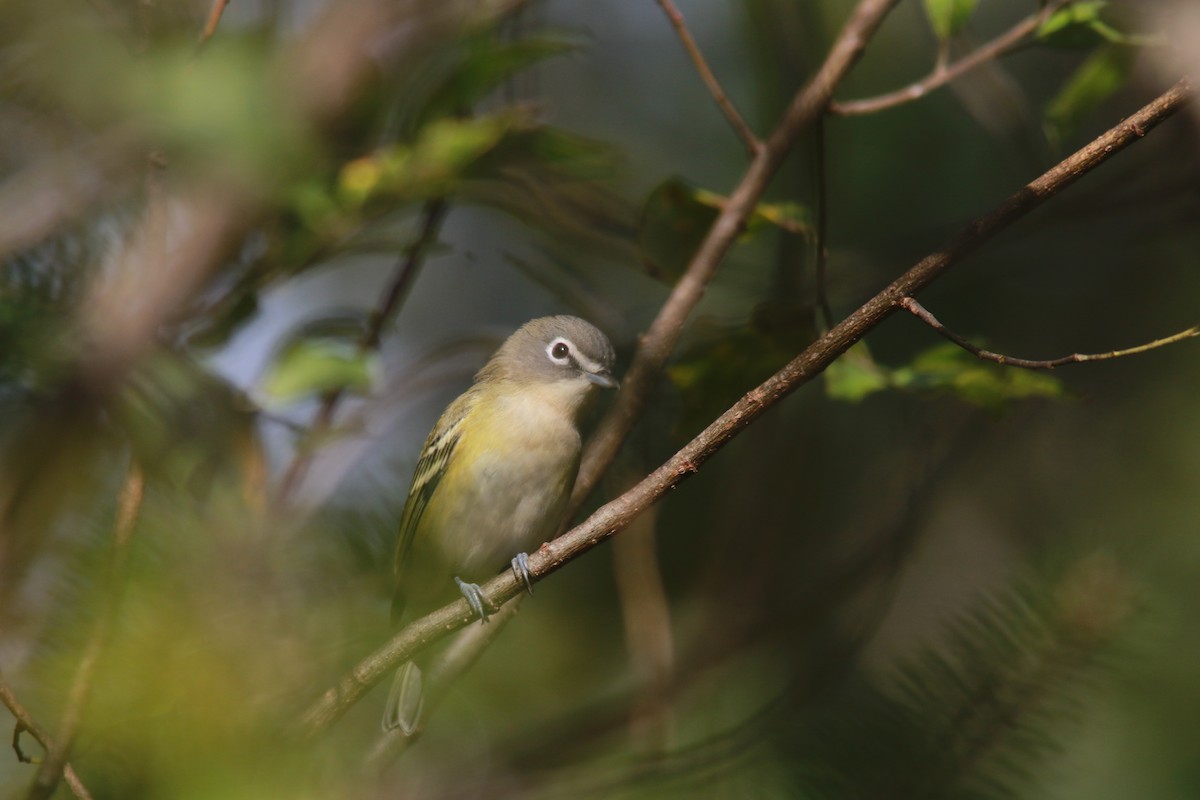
392 390 474 581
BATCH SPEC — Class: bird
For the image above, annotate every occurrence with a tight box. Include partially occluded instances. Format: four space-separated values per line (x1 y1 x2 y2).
382 315 618 734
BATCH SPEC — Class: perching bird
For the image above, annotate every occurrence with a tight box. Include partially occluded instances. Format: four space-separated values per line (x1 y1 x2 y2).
383 315 618 734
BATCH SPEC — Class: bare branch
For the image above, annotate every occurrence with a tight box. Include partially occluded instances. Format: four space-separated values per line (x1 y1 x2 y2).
0 673 93 800
831 1 1068 116
26 462 143 800
567 0 902 521
900 296 1200 369
298 79 1192 738
273 198 450 506
654 0 761 154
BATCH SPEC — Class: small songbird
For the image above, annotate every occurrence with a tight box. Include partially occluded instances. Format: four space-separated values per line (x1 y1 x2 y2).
382 315 618 733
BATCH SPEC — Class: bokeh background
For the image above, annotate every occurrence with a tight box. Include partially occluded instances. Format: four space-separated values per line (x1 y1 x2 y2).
1 0 1198 797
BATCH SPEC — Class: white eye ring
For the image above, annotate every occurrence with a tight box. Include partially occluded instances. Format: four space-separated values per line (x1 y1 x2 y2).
546 337 573 364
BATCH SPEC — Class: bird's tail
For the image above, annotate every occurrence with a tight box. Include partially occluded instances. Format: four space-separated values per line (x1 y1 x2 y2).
381 660 424 735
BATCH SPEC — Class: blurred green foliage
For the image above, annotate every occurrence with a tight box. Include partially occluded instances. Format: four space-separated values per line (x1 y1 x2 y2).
825 342 1069 408
923 0 978 41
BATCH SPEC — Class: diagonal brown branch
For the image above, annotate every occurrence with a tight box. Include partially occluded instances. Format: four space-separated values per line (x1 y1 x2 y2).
26 462 143 800
654 0 761 154
901 297 1200 369
831 0 1069 116
298 78 1191 738
566 0 901 522
197 0 232 51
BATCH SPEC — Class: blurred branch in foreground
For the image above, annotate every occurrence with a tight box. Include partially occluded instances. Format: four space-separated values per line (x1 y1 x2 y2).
26 461 142 800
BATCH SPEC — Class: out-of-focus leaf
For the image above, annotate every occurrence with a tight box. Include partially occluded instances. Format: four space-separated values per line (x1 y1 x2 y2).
114 352 264 501
891 343 1069 409
1036 2 1140 49
460 125 637 259
637 179 720 284
824 342 1070 408
419 33 578 125
340 113 522 209
491 125 617 180
638 180 811 285
669 301 816 435
261 336 376 406
270 113 523 268
693 189 812 239
184 289 260 351
823 342 890 402
923 0 977 41
1044 45 1137 145
138 39 313 186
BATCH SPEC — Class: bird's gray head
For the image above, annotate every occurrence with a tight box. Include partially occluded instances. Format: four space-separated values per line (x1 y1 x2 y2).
481 316 618 395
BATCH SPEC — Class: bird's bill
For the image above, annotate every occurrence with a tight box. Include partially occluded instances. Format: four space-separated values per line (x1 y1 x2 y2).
585 370 619 389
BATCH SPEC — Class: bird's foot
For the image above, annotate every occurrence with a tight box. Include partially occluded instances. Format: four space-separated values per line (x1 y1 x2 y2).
454 576 492 624
511 552 534 596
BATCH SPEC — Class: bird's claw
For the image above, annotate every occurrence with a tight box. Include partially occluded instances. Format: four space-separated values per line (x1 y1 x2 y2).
511 552 534 596
454 576 491 624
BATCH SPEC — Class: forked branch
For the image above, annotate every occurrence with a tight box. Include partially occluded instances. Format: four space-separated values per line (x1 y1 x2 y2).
831 1 1070 116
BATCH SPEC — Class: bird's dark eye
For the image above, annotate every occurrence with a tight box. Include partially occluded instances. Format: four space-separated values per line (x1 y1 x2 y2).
552 342 570 359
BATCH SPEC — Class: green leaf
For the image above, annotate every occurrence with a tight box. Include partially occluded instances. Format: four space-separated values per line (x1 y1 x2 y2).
1044 45 1136 145
185 289 259 350
638 180 811 284
139 39 313 186
891 343 1069 409
1035 1 1141 49
420 33 578 125
823 342 890 402
637 179 720 284
693 189 812 239
668 304 816 436
337 113 522 208
923 0 977 40
261 336 376 406
459 126 635 258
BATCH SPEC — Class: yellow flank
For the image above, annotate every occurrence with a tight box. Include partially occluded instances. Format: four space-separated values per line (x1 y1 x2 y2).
411 379 583 575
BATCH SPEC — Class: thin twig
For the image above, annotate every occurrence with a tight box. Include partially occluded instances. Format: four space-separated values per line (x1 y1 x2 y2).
0 672 93 800
566 0 902 523
900 297 1200 369
297 78 1192 738
197 0 232 51
273 198 449 506
831 1 1069 116
26 462 144 800
654 0 761 155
